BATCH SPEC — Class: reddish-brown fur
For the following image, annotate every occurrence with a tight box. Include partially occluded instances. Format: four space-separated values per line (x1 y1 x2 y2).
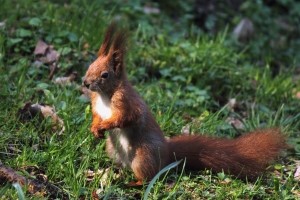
168 128 286 180
83 23 287 185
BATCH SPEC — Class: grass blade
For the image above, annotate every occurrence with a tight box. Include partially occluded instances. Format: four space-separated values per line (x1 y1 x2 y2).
143 160 182 200
12 183 26 200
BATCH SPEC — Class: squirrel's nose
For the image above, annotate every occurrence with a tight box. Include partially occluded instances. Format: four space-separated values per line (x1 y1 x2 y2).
83 80 90 88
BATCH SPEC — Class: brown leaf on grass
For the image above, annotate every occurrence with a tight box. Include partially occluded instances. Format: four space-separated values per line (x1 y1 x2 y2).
219 178 232 185
46 47 59 64
0 21 5 28
32 103 65 135
0 163 68 199
233 18 254 42
91 190 101 200
295 91 300 100
53 71 78 85
226 116 245 130
34 40 48 56
294 163 300 181
226 98 237 112
34 41 59 64
8 144 22 154
38 48 59 64
85 168 120 184
225 98 247 117
20 165 47 182
292 190 300 199
143 6 160 14
181 124 191 135
86 168 122 200
83 42 89 50
48 63 57 80
33 40 60 80
18 102 43 121
18 102 65 135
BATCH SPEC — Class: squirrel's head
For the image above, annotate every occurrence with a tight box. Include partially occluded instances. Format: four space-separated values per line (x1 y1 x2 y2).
83 23 127 95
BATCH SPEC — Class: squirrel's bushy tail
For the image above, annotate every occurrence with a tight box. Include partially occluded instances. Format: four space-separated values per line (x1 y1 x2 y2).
168 128 287 180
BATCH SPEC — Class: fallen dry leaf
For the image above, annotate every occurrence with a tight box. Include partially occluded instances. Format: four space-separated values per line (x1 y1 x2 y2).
295 91 300 100
83 42 89 50
86 168 122 199
33 40 60 80
0 163 68 199
91 189 102 200
53 71 78 85
34 40 48 56
48 63 57 80
219 178 232 185
0 21 5 28
226 98 237 112
85 168 120 185
31 103 65 135
226 116 245 130
294 164 300 181
143 6 160 14
233 18 254 42
45 47 59 64
18 102 65 135
291 190 300 199
34 40 59 64
181 124 191 135
8 144 22 154
18 102 43 121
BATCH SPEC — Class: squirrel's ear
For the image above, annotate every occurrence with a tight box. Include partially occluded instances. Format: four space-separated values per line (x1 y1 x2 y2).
110 50 123 75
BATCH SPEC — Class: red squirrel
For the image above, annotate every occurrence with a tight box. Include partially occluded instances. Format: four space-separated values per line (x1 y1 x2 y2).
83 23 287 185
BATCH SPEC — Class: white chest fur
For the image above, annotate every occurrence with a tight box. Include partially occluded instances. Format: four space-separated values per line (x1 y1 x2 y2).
95 93 112 120
94 94 132 167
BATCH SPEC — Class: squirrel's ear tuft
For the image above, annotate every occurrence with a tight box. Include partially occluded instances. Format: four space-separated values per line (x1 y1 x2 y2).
98 22 128 57
98 22 128 75
98 22 117 56
111 30 127 55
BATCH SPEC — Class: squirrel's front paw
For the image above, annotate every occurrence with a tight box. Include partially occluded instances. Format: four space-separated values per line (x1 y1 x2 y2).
90 125 105 139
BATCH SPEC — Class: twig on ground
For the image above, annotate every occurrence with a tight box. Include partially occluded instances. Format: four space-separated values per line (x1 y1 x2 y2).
0 163 69 199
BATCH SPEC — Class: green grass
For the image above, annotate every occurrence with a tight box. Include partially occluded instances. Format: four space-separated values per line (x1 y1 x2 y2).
0 0 299 199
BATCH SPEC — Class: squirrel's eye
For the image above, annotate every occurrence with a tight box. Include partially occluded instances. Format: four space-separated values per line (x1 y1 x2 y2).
101 71 109 79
